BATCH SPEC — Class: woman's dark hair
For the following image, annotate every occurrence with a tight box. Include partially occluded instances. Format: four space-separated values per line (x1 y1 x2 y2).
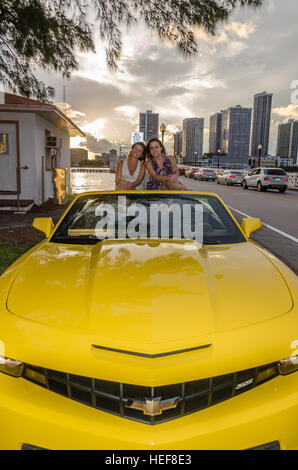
127 141 146 161
146 138 166 159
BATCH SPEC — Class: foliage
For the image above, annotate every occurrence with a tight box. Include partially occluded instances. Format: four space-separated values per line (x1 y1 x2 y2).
0 0 264 101
0 244 32 274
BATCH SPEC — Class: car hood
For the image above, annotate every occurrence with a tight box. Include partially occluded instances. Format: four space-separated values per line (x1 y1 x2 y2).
7 240 293 349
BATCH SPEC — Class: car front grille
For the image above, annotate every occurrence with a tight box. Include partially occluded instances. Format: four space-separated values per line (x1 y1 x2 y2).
22 362 279 425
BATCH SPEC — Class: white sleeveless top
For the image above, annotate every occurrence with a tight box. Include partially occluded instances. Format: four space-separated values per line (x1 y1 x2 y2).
122 159 146 190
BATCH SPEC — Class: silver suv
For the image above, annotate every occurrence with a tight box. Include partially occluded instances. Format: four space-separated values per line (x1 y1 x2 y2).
242 168 288 193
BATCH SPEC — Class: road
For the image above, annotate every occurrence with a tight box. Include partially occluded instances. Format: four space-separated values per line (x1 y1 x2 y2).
181 176 298 275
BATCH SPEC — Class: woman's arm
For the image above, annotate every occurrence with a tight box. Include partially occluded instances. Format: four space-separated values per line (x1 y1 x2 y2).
145 160 172 183
129 163 146 188
115 160 124 187
169 155 179 175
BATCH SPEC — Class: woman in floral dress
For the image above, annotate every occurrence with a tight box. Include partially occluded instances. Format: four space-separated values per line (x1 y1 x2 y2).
145 138 188 190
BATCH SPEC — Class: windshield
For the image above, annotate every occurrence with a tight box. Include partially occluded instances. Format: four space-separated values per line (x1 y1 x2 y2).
51 194 246 246
264 169 287 176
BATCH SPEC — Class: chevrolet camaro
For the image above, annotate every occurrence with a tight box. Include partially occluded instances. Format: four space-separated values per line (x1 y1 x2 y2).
0 190 297 450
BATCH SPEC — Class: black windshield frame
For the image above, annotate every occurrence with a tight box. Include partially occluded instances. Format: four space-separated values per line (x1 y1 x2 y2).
50 193 246 245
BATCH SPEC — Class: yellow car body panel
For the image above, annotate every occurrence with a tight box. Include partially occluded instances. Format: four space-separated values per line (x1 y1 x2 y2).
0 191 297 449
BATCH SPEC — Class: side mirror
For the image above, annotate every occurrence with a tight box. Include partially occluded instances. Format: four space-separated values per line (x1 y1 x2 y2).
33 217 54 238
241 218 262 239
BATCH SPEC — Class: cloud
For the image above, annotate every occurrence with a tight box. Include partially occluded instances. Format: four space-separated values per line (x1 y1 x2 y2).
272 104 298 120
156 86 189 98
31 0 298 156
82 134 117 154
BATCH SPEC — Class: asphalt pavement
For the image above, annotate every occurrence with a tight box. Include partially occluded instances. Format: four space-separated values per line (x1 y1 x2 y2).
181 176 298 275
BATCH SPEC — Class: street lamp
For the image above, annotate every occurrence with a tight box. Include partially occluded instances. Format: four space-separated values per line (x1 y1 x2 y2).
217 149 221 169
258 144 263 168
160 122 166 143
194 151 197 165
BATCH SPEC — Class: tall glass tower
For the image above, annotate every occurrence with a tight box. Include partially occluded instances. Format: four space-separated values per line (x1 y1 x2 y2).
250 92 273 158
182 118 204 164
139 110 159 141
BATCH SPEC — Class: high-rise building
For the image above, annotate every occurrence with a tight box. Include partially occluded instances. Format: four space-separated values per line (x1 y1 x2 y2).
139 110 159 141
276 119 298 163
182 118 204 164
251 91 273 158
209 112 222 154
290 121 298 164
221 105 252 162
173 131 183 155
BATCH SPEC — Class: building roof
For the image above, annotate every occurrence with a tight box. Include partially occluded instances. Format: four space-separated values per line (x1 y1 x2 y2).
0 92 85 137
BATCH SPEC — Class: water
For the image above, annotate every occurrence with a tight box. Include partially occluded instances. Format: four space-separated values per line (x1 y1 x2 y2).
70 169 115 194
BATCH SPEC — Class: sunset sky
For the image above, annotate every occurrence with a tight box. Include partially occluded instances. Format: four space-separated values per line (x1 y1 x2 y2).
3 0 298 157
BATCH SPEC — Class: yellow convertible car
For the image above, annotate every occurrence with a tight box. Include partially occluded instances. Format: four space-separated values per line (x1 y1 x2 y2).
0 191 297 450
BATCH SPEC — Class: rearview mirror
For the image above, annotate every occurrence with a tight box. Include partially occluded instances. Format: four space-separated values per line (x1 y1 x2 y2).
241 218 262 239
33 217 54 238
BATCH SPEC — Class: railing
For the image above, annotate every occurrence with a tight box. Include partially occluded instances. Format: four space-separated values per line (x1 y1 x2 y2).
70 167 111 173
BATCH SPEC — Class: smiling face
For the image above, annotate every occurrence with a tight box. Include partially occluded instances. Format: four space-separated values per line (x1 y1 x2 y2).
131 144 144 159
149 140 163 159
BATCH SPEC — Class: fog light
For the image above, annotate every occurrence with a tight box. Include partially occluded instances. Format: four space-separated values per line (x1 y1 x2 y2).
0 355 24 377
256 366 278 384
278 355 298 375
24 367 47 385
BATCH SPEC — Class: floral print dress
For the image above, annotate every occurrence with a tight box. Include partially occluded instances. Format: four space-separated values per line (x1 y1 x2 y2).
146 155 172 190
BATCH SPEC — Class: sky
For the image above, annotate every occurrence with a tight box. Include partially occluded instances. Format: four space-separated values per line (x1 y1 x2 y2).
5 0 298 157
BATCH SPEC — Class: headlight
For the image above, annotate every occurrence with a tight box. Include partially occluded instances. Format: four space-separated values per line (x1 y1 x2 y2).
278 355 298 375
0 355 24 377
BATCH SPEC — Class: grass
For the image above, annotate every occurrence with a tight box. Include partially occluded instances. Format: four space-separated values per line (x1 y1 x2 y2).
0 227 45 275
0 244 34 275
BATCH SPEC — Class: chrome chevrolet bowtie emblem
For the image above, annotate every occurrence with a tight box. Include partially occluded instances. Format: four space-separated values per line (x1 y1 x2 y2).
125 396 180 416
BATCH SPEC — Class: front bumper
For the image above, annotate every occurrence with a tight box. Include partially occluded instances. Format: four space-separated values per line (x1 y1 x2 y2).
1 370 297 450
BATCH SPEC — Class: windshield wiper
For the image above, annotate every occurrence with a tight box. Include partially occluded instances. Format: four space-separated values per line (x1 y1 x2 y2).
51 235 103 245
55 234 100 240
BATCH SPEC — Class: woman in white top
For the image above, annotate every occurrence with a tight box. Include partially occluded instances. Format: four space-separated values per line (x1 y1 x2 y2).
115 142 146 190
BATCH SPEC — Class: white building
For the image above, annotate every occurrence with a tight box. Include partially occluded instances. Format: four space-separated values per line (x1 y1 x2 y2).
131 132 144 145
0 92 84 209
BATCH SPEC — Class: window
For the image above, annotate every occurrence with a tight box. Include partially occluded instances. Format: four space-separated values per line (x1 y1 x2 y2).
45 130 60 170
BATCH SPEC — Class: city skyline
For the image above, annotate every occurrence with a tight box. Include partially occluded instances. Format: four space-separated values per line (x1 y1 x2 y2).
1 0 297 159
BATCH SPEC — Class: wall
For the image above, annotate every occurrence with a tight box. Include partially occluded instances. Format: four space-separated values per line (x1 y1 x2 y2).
34 115 70 205
0 111 70 204
288 173 298 189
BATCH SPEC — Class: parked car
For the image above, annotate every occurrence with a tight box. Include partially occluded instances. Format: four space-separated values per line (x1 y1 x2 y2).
217 170 244 186
242 168 288 192
178 167 186 176
185 167 198 178
195 168 216 181
1 190 297 450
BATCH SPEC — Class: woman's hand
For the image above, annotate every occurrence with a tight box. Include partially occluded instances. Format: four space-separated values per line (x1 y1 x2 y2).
166 174 179 183
117 180 134 190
